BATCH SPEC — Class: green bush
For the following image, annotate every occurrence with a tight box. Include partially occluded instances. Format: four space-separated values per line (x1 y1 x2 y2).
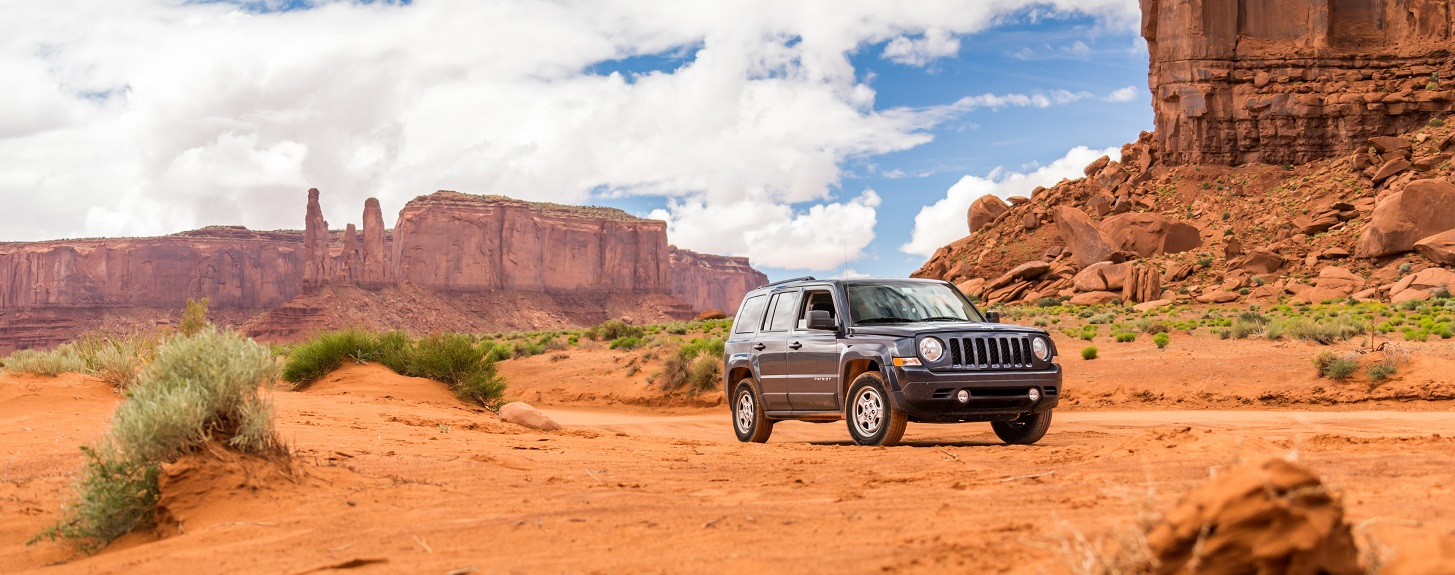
1153 332 1170 349
34 328 282 550
1080 346 1098 360
657 337 726 393
609 336 645 350
1368 362 1396 381
1313 350 1359 379
590 319 644 341
1114 332 1136 343
179 298 210 337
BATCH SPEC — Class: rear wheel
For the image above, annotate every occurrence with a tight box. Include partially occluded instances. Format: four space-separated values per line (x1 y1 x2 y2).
845 372 907 446
992 411 1052 445
731 379 772 443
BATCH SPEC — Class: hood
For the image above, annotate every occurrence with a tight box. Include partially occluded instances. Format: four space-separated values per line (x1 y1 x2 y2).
848 322 1048 338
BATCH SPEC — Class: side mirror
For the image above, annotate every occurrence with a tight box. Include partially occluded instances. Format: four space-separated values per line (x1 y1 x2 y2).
985 310 1001 323
807 310 836 330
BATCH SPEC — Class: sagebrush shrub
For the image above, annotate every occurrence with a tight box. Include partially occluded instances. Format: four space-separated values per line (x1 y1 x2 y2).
35 328 282 550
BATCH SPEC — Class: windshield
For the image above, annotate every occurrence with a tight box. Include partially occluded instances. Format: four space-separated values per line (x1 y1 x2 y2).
845 282 985 325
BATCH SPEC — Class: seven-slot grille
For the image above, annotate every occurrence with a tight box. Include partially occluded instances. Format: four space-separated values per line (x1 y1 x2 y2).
944 335 1036 370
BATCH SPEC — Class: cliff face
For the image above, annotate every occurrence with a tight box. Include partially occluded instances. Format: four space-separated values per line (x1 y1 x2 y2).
0 227 305 311
1 189 764 351
668 247 767 313
1143 0 1455 166
389 192 670 293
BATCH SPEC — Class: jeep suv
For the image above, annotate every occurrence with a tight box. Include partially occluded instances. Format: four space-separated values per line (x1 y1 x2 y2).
723 277 1061 446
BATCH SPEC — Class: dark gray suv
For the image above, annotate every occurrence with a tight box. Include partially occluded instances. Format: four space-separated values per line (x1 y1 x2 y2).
723 277 1061 446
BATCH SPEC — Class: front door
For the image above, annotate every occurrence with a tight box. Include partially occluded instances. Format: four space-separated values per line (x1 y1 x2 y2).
786 289 841 412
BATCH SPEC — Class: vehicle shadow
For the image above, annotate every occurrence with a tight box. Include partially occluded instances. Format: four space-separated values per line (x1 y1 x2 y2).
805 440 1007 447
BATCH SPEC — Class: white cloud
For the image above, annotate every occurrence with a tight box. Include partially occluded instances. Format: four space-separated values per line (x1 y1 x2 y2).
882 28 961 66
899 145 1120 257
0 0 1140 270
1104 85 1141 102
652 189 881 271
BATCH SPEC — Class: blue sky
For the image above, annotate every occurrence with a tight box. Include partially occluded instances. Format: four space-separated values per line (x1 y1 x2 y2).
588 12 1152 280
1 0 1150 282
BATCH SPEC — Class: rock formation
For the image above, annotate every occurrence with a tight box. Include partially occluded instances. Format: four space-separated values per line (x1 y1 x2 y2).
1355 178 1455 257
668 247 768 314
389 192 670 293
1101 213 1203 257
0 189 765 351
1053 206 1116 268
341 224 359 284
1142 0 1455 166
968 195 1010 234
361 198 390 286
0 227 306 312
303 188 329 289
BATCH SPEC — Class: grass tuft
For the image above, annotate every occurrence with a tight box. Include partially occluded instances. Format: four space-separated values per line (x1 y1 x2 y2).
280 330 505 406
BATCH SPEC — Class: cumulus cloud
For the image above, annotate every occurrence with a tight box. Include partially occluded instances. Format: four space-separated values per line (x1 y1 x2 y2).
1104 85 1142 102
899 145 1120 258
0 0 1140 270
882 28 961 66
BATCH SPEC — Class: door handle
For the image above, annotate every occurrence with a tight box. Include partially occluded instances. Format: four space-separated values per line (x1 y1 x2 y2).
753 343 766 351
789 342 803 350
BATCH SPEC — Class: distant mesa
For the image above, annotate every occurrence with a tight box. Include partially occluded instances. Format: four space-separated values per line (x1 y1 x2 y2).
0 189 765 352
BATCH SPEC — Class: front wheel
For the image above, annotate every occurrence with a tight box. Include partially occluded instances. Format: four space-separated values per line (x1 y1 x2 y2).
731 379 773 443
992 411 1052 445
845 372 907 446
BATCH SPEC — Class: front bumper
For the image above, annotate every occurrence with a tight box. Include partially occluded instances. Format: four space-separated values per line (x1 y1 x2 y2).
888 363 1062 422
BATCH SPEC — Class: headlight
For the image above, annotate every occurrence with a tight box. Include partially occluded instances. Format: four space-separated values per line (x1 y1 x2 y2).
1032 337 1050 360
919 337 944 362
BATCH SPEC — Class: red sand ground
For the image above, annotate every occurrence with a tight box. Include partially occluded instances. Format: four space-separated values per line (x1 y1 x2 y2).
3 332 1455 574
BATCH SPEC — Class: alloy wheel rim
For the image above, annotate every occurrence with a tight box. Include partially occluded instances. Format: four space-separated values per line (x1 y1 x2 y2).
853 388 883 435
736 391 754 433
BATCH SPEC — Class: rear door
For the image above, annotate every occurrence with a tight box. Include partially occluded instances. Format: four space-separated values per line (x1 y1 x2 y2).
755 290 800 411
786 289 841 411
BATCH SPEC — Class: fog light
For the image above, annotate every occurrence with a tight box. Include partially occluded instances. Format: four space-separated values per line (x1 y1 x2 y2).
1028 388 1041 403
955 389 970 403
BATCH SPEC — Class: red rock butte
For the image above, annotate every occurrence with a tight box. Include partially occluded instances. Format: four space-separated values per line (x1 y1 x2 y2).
1143 0 1455 165
0 189 766 352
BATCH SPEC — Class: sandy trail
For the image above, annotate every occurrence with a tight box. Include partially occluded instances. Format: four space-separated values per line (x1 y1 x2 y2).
546 407 1455 442
4 364 1454 574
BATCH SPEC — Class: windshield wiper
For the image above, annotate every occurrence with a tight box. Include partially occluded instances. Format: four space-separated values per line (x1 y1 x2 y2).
922 316 967 322
856 317 915 324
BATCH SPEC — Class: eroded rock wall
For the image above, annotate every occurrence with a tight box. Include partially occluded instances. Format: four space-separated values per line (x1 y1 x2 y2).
0 227 305 311
1143 0 1455 166
668 247 768 313
390 192 672 293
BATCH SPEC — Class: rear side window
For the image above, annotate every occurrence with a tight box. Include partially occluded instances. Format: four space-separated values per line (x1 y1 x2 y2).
733 295 769 334
763 291 801 332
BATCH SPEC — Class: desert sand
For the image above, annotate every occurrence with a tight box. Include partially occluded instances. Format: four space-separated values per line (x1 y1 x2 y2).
4 327 1454 574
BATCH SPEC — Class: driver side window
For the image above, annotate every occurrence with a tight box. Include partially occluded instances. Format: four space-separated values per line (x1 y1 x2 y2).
796 290 835 330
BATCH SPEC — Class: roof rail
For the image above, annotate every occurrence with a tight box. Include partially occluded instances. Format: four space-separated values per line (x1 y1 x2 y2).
761 276 816 288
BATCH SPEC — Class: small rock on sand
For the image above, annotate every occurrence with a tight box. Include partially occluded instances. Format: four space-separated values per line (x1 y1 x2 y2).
497 402 562 431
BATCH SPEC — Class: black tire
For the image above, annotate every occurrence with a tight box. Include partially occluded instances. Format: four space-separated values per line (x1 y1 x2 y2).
731 378 773 443
845 372 908 446
992 411 1052 445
